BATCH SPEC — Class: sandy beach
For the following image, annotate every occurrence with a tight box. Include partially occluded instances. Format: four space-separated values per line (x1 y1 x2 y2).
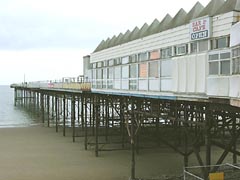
0 125 187 180
0 125 236 180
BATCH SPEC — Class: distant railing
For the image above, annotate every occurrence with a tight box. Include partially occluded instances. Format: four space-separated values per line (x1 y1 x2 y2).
11 75 91 91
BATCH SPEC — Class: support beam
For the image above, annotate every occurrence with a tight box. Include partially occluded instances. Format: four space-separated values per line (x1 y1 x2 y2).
71 96 76 142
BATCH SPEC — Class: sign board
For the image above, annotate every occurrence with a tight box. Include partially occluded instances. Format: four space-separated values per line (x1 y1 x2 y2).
209 172 224 180
190 17 212 41
230 21 240 47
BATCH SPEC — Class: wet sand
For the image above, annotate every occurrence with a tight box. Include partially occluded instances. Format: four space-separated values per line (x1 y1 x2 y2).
0 126 236 180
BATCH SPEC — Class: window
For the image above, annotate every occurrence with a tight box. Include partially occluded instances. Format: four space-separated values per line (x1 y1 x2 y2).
129 80 137 90
122 65 129 79
138 52 149 61
114 66 121 79
130 54 137 63
115 58 121 65
97 62 103 68
232 47 240 74
161 47 172 59
176 44 187 55
150 50 160 60
108 59 114 66
211 36 230 49
199 40 208 52
92 63 97 69
149 61 159 78
92 69 97 79
122 56 129 64
107 68 114 79
208 51 230 75
130 64 138 78
97 69 103 79
103 61 108 67
191 42 198 53
103 69 107 79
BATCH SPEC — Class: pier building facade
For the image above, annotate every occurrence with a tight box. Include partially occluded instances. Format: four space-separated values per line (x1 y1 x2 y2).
85 0 240 105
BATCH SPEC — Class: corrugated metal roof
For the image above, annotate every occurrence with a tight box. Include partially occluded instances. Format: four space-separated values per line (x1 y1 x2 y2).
93 40 105 52
197 0 225 17
113 33 124 47
168 8 187 29
216 0 240 15
119 30 131 45
157 14 173 32
129 26 140 41
94 0 239 53
184 2 204 24
138 23 149 38
142 19 160 37
107 35 117 48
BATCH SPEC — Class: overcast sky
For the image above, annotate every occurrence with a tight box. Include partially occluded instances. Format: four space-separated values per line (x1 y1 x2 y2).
0 0 211 85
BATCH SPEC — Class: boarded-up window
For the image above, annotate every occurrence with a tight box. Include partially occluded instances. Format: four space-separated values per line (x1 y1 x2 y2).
150 50 160 60
130 64 138 78
149 61 159 78
122 65 129 78
139 63 147 78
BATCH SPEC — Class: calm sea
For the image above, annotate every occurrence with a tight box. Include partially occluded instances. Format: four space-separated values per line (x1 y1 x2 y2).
0 85 41 128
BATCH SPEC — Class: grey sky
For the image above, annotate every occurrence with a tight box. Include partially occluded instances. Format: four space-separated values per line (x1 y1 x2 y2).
0 0 210 85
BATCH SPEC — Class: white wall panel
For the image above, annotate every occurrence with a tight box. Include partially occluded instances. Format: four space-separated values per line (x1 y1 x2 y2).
172 59 178 92
139 79 148 91
161 79 172 91
186 56 196 93
121 80 129 90
114 80 121 89
207 77 229 97
229 76 240 98
149 79 159 91
176 57 187 92
196 54 207 93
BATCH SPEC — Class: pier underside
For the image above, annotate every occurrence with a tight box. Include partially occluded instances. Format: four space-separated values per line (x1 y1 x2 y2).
12 86 240 179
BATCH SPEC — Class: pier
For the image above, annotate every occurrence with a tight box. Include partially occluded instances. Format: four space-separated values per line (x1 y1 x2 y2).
11 81 240 179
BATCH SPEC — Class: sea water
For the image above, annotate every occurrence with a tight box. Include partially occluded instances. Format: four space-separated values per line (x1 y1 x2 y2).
0 85 41 127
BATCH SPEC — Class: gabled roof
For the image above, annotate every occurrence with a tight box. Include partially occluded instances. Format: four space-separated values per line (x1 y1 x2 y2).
101 38 111 50
142 19 160 37
129 26 140 41
93 40 105 52
197 0 225 17
215 0 240 15
119 30 131 45
107 35 117 48
168 8 187 29
138 23 149 38
184 2 204 24
157 14 173 32
113 33 124 46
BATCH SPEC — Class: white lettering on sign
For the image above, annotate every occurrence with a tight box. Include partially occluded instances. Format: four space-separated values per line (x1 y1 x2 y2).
190 17 211 41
